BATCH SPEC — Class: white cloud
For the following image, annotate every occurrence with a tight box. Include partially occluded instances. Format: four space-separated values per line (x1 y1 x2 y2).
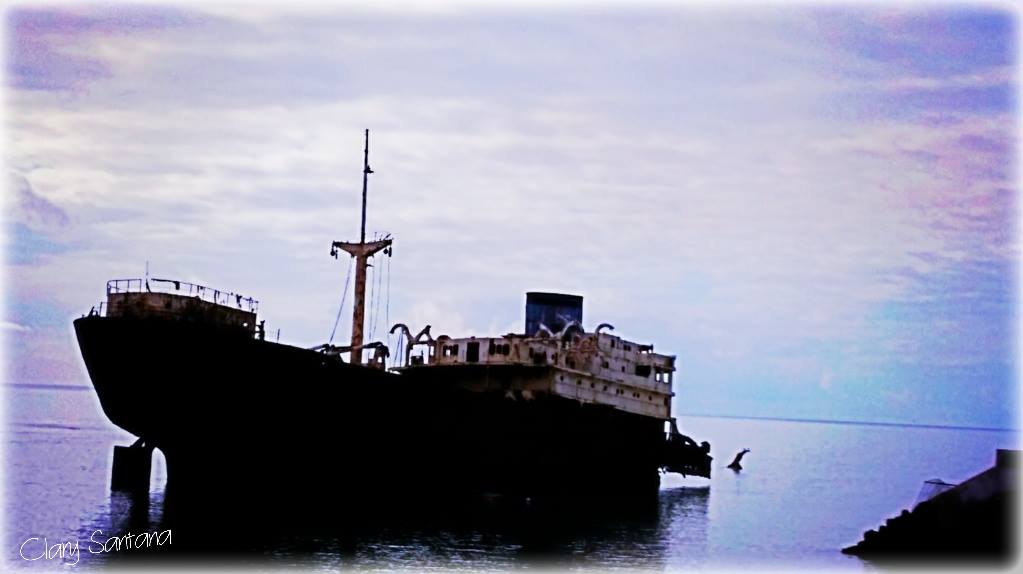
0 321 32 332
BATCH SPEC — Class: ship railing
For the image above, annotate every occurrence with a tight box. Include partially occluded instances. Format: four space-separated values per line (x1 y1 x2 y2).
106 278 259 313
86 301 108 317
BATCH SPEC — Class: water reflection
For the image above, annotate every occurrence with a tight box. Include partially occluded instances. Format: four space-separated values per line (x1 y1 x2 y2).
73 491 166 568
78 484 711 569
658 486 711 568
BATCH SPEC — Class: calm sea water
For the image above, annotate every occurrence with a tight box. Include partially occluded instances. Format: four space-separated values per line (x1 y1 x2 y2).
4 385 1018 571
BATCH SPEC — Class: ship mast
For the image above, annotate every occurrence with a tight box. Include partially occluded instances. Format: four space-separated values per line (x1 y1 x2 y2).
331 129 392 365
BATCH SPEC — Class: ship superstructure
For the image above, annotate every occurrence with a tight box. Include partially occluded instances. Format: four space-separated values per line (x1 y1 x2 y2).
396 325 676 420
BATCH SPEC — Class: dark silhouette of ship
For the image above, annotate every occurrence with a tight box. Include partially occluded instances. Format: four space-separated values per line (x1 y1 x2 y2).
73 130 711 521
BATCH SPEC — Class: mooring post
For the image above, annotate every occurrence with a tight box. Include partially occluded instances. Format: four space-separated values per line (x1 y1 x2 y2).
111 439 153 493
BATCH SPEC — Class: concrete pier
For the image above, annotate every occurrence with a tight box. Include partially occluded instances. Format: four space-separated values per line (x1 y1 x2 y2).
843 449 1017 562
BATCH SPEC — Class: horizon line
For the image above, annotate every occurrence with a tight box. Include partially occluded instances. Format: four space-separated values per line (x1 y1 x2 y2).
677 412 1018 434
4 384 1017 434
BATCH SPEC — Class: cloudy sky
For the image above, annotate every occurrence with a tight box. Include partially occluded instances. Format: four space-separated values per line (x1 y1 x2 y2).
4 2 1018 429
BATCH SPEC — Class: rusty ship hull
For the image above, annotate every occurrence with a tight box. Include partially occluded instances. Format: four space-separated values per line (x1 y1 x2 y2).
74 313 676 519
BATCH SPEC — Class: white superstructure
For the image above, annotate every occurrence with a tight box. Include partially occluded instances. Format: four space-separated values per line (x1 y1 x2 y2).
392 325 676 420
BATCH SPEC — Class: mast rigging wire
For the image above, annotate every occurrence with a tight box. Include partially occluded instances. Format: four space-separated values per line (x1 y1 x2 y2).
384 253 391 347
372 246 385 339
367 259 376 341
368 234 385 341
328 256 354 345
